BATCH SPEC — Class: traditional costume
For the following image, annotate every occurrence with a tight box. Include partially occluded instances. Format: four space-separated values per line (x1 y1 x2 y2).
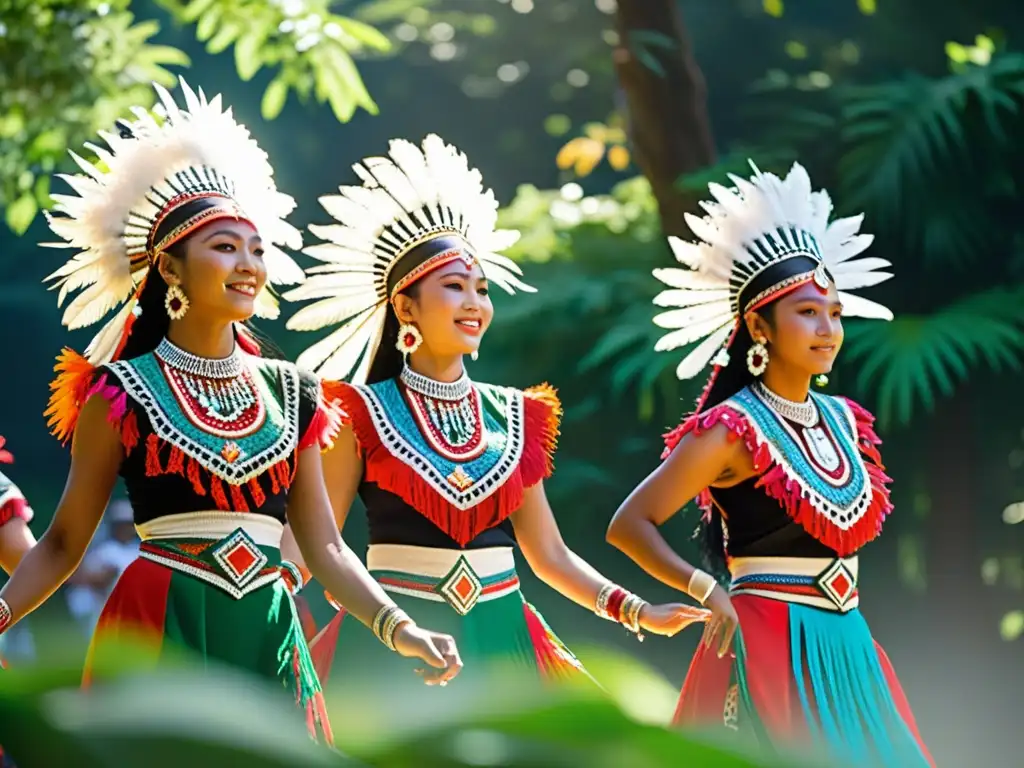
10 78 338 740
285 135 648 687
652 163 933 766
0 438 32 537
0 438 32 768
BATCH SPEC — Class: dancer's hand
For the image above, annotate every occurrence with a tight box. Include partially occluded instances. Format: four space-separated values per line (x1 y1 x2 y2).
638 602 711 637
701 587 739 658
392 623 463 686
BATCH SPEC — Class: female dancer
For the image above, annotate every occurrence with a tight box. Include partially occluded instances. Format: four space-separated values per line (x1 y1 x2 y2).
0 437 36 767
0 438 35 575
606 163 933 765
282 135 708 688
0 81 461 742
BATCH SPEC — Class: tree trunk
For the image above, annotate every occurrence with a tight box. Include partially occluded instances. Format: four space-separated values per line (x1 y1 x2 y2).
613 0 716 237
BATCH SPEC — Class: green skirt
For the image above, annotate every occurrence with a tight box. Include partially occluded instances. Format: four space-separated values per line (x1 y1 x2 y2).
310 545 592 692
84 532 331 743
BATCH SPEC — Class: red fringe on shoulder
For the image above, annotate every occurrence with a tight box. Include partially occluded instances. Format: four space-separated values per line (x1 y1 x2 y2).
335 380 561 546
520 383 562 487
661 398 893 556
299 379 350 453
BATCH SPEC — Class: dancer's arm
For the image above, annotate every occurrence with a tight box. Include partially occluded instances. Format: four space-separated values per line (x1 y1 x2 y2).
279 427 360 566
286 443 462 682
606 423 749 655
512 482 708 638
0 396 121 628
607 423 746 592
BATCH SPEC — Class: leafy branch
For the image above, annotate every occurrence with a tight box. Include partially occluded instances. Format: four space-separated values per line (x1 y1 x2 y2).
0 0 190 234
158 0 391 121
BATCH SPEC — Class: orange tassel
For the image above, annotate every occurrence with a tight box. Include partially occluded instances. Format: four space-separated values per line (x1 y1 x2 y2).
145 434 163 476
247 477 266 507
166 446 186 476
186 458 206 496
45 348 97 444
121 411 140 456
210 476 230 511
268 462 282 494
228 482 249 512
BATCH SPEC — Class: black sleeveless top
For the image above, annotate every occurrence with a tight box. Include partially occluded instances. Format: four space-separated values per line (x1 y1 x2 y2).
362 482 516 549
93 351 322 526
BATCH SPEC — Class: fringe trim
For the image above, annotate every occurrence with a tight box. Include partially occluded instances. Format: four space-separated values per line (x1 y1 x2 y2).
142 431 293 513
521 384 562 486
522 601 590 682
299 379 350 453
45 348 98 444
662 399 892 556
270 583 335 746
336 381 561 547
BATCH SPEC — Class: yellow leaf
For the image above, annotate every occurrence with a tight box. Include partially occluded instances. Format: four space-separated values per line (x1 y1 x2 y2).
945 41 968 64
784 40 808 59
857 0 877 15
583 122 609 142
975 34 995 53
556 137 585 170
999 610 1024 641
573 138 606 177
763 0 784 18
608 145 630 171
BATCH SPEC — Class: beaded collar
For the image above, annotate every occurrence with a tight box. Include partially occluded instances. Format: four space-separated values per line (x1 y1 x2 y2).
399 365 471 401
155 338 243 379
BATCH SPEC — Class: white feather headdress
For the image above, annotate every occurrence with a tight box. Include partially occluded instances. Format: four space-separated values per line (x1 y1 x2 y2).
42 76 304 366
286 134 534 383
653 161 894 380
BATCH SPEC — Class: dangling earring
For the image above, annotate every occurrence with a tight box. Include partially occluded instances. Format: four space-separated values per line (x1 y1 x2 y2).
395 323 422 357
814 374 829 388
470 350 479 362
747 340 768 376
165 283 189 320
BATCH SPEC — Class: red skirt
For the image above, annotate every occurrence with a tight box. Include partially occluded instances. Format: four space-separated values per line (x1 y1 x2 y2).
675 594 934 766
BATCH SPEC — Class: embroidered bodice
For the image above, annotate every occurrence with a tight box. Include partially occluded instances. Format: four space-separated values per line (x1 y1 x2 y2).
85 341 342 526
329 372 561 548
663 385 892 558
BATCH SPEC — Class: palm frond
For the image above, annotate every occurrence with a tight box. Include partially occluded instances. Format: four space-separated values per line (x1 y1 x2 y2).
842 285 1024 426
836 53 1024 252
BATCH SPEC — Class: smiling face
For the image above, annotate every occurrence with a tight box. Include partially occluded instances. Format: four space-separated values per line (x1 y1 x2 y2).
393 258 493 358
158 218 267 323
748 280 844 376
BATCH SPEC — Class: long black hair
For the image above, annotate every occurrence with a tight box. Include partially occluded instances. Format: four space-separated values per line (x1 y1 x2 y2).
365 234 466 384
117 198 281 362
692 254 824 575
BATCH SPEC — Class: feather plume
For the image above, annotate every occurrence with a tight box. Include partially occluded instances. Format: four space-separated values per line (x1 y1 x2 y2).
287 134 534 383
43 76 302 365
652 161 894 380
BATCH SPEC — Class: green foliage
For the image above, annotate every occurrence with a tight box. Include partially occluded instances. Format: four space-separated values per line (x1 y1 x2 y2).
523 51 1024 430
158 0 390 121
0 0 190 234
843 286 1024 426
0 640 807 768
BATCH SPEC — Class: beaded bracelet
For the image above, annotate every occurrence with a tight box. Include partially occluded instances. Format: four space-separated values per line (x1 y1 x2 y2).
278 560 307 595
371 604 412 651
0 598 12 635
594 583 647 641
